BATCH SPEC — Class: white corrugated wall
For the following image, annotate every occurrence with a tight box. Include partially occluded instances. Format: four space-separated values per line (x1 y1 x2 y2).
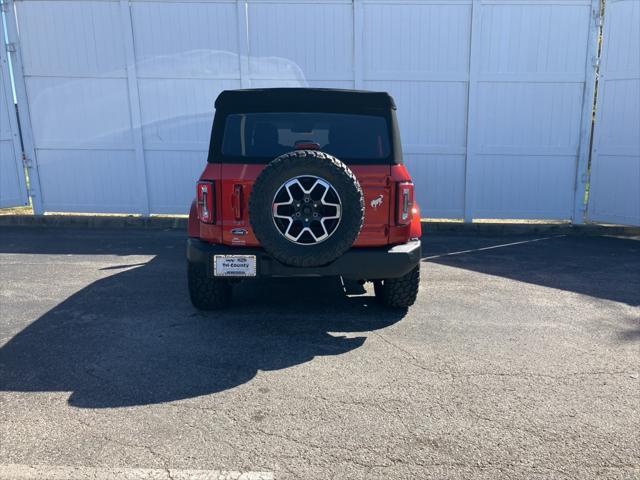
6 0 632 224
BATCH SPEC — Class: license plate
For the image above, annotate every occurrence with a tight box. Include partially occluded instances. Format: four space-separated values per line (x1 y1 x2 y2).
213 255 256 277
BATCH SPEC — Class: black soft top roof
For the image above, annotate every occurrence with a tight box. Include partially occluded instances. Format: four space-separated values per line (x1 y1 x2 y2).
214 88 396 112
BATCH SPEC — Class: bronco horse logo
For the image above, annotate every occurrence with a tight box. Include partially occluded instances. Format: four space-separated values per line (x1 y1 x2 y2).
370 194 384 209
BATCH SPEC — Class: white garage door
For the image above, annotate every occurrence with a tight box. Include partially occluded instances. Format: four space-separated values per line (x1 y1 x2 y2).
587 0 640 226
0 21 28 209
467 0 597 221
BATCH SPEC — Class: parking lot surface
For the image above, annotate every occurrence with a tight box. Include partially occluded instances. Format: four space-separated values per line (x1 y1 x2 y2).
0 227 638 479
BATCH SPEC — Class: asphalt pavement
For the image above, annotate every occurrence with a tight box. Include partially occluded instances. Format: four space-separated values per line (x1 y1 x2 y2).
0 227 638 479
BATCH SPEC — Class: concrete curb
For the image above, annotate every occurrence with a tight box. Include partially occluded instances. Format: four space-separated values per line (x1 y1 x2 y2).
0 215 186 230
1 214 639 236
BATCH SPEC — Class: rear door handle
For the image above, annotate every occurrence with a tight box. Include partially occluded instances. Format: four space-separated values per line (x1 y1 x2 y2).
232 184 243 220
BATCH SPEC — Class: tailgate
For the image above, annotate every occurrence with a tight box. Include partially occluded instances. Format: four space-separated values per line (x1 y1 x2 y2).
350 165 391 246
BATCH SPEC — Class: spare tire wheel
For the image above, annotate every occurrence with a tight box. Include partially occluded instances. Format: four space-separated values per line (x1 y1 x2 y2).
249 150 364 268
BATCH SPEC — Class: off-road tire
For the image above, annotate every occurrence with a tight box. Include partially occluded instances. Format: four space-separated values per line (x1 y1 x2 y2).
374 266 420 308
249 150 364 267
187 261 232 310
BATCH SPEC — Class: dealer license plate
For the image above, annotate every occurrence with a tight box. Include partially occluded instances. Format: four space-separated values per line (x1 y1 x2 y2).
213 255 257 277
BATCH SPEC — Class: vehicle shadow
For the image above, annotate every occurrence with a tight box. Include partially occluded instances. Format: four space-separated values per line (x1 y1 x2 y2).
0 228 405 408
422 234 640 307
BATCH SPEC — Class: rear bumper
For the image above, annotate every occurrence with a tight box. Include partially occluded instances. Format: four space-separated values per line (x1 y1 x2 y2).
187 238 422 280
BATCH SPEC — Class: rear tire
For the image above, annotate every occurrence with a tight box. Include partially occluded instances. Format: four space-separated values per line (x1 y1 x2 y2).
374 266 420 308
187 261 232 310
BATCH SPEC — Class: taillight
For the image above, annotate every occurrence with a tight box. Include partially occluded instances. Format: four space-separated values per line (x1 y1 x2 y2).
197 181 215 223
396 181 414 225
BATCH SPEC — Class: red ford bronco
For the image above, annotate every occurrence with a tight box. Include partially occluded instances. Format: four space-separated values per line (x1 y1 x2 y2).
187 88 422 309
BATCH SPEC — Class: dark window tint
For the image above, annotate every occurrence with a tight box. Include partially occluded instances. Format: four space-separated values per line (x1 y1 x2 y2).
221 112 390 161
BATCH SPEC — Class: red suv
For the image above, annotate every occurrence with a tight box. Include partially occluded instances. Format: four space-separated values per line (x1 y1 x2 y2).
187 88 422 309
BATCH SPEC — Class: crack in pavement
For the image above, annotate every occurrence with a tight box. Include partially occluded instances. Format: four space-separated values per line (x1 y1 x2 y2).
371 331 636 380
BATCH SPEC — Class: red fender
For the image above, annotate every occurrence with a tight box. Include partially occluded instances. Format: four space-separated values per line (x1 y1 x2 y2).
187 200 199 238
409 202 422 239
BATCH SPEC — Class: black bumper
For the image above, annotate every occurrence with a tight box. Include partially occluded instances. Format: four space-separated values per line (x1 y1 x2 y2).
187 238 421 280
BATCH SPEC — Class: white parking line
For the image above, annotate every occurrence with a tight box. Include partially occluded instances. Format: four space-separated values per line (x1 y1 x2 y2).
0 465 274 480
423 235 565 259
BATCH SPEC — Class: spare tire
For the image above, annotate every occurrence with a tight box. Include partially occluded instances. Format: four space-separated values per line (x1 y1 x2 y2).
249 150 364 267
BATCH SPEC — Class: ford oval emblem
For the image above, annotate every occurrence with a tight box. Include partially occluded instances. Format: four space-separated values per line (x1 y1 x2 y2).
231 228 248 236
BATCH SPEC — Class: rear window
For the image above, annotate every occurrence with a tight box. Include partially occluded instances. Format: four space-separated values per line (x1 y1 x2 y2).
221 112 391 161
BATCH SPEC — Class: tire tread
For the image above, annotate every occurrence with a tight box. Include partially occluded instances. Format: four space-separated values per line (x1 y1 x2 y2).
187 262 232 310
375 266 420 308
